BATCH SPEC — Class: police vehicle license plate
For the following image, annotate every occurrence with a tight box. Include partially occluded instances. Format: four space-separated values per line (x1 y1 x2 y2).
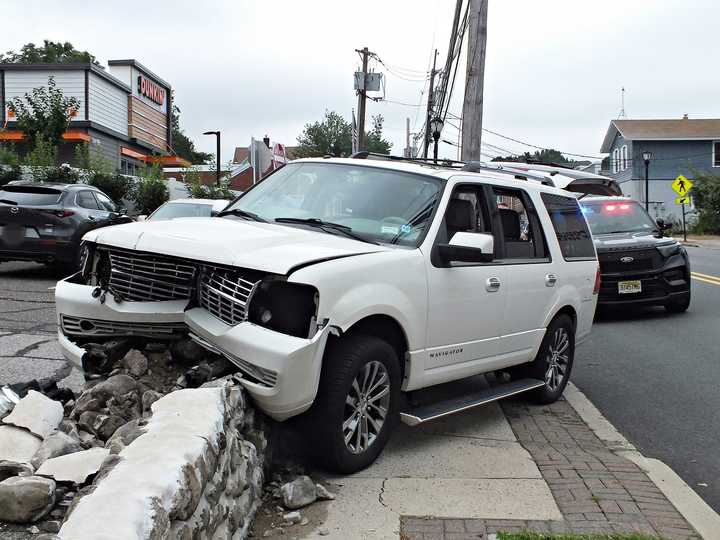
618 280 642 294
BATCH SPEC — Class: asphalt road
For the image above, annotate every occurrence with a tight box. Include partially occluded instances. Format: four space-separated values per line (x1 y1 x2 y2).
574 244 720 513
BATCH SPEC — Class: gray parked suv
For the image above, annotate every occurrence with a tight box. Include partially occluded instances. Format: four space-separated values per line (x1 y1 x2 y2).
0 182 131 270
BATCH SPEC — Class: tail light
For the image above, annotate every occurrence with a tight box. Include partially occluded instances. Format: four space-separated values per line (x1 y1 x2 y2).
593 267 601 295
54 210 75 218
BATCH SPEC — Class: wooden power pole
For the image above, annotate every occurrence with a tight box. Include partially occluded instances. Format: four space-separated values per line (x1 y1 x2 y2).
355 47 370 152
461 0 488 162
423 50 438 159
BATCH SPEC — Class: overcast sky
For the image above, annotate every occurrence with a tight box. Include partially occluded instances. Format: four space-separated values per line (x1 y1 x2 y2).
4 0 720 164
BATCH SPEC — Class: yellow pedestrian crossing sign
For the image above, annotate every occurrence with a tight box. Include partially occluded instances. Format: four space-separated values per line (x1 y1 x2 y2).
675 195 690 205
671 175 693 196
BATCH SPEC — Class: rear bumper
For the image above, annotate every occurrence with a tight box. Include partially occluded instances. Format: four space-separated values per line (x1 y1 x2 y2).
0 239 75 263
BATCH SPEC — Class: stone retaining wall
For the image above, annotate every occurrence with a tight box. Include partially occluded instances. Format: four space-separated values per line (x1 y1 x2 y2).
58 383 266 540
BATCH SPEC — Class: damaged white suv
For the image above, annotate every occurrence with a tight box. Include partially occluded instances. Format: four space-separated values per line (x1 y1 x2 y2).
56 157 599 472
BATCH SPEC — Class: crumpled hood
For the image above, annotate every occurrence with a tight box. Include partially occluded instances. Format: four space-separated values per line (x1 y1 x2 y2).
84 217 388 274
593 231 676 252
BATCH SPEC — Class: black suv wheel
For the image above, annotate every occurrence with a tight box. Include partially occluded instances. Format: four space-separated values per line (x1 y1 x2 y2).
310 334 400 473
527 314 575 404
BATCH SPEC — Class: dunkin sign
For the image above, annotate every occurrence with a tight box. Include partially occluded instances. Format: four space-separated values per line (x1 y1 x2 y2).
137 75 166 107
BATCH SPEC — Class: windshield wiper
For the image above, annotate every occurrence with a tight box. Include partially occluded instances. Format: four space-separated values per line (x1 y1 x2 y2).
0 199 18 205
216 208 266 222
274 217 379 245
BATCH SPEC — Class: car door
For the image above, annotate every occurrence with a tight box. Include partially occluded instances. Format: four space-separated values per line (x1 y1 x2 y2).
94 191 126 225
75 190 107 227
423 182 507 382
491 185 556 361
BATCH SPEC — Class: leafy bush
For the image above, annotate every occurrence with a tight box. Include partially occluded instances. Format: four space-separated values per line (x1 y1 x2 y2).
25 135 57 169
690 170 720 234
73 142 114 175
0 165 22 186
185 166 235 200
130 164 169 214
88 172 132 206
35 165 80 184
0 144 21 167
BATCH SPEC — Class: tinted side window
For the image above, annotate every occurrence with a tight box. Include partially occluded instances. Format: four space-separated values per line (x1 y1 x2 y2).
493 187 548 260
77 191 101 210
541 193 595 260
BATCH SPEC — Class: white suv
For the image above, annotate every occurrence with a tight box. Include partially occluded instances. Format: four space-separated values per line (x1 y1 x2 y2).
55 157 599 472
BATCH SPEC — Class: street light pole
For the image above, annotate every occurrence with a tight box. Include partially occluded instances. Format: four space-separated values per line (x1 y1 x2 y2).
203 131 221 186
642 151 652 212
430 117 444 164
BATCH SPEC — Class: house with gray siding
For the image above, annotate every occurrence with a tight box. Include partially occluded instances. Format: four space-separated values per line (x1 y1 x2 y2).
600 117 720 222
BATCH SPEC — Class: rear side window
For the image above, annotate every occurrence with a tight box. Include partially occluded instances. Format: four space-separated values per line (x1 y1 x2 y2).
0 186 62 206
541 193 595 260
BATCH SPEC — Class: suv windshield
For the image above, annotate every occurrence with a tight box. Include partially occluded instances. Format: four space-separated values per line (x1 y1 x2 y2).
221 162 443 246
580 200 658 235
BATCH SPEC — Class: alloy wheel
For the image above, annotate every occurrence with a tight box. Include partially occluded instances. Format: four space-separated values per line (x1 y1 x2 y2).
545 327 570 392
343 360 391 454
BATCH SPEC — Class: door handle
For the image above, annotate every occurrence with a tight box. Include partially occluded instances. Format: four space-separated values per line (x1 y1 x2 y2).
545 273 557 287
486 277 501 292
87 215 96 221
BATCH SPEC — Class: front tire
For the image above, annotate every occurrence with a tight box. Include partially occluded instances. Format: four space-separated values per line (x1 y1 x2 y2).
527 314 575 404
310 334 400 473
665 292 691 313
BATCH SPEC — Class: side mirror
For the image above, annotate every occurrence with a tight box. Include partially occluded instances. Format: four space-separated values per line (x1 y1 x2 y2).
136 215 147 222
656 218 672 237
437 232 494 265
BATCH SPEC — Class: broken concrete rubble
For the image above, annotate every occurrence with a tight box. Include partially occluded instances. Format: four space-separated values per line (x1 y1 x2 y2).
30 431 83 469
35 447 110 484
0 475 56 523
280 475 318 509
0 461 34 482
122 348 148 377
0 425 42 463
2 390 63 439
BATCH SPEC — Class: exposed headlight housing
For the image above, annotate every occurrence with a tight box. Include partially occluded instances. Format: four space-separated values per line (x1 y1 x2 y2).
248 280 318 338
656 242 681 258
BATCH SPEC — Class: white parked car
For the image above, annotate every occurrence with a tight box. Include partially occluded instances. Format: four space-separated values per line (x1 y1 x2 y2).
138 198 232 221
55 157 600 472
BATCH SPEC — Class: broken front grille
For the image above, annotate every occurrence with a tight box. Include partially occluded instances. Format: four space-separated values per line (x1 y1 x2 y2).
198 267 260 326
61 315 186 338
104 248 197 301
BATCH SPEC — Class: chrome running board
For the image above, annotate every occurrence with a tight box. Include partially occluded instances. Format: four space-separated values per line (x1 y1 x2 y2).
399 378 545 426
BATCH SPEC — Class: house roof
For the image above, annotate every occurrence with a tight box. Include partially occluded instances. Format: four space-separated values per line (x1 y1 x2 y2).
601 118 720 153
232 145 300 163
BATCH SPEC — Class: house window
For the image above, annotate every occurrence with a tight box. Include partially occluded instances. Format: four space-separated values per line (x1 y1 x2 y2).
612 148 620 173
714 141 720 167
621 145 628 170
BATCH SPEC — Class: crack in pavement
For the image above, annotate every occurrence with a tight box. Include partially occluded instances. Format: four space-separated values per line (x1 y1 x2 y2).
14 338 54 357
0 355 66 362
0 295 53 304
378 477 389 508
1 306 54 315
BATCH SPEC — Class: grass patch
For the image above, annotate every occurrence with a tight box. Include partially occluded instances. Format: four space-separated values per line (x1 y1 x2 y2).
497 532 664 540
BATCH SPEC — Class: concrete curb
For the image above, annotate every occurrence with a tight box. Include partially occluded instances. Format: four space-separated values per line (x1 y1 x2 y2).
564 382 720 540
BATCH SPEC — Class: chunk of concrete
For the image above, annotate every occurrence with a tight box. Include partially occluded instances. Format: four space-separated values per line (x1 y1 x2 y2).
0 425 42 463
30 432 83 469
3 391 63 439
0 475 55 523
0 460 35 482
123 349 149 378
36 447 110 484
281 476 317 509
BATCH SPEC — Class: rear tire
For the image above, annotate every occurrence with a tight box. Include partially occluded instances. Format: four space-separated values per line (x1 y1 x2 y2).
309 334 400 474
526 314 575 404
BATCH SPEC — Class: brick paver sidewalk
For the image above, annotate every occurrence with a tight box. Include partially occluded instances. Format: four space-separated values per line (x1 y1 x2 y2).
400 397 700 540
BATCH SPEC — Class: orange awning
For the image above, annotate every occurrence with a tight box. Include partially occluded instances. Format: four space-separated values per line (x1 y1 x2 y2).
0 131 24 141
120 147 147 160
62 131 91 142
146 155 192 168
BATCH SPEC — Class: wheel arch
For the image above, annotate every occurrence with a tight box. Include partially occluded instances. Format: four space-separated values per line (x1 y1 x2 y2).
330 314 409 381
549 304 577 332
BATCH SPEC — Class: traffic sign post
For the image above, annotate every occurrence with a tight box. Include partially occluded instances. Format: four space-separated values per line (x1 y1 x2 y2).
672 176 693 242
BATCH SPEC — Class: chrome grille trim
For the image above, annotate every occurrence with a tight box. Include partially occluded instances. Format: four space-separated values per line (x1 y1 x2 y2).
104 248 196 302
188 332 278 388
198 267 261 326
61 315 186 338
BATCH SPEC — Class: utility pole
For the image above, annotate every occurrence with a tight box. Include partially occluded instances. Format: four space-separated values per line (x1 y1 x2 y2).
405 117 411 157
423 50 438 159
355 47 370 152
461 0 488 162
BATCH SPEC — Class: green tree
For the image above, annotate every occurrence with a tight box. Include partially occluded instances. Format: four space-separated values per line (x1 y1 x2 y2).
7 76 80 148
0 40 97 64
185 165 235 200
491 148 576 165
295 110 393 158
690 170 720 234
0 145 22 186
171 104 212 164
73 142 114 175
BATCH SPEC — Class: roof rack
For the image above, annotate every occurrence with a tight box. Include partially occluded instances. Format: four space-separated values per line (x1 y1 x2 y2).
350 152 554 186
